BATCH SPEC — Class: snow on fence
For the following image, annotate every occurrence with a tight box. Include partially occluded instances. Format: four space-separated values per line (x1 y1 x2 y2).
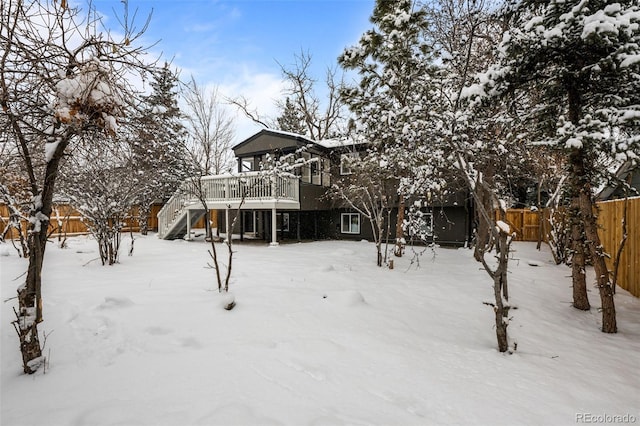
0 203 162 239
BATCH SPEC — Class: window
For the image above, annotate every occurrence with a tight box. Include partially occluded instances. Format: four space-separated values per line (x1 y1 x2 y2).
276 212 289 232
408 212 433 240
302 152 311 183
340 152 358 175
341 213 360 234
322 158 331 187
311 156 321 185
241 157 254 172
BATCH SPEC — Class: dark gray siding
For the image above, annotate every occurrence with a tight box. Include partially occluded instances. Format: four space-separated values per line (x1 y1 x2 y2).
299 183 332 210
431 207 470 246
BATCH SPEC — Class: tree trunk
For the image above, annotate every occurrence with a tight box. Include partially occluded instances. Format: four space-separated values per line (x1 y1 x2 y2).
536 179 544 250
16 213 47 373
394 195 405 257
570 214 590 310
569 150 616 332
493 232 510 352
579 191 617 333
15 233 45 374
474 175 494 262
493 275 509 353
138 203 150 236
14 135 70 373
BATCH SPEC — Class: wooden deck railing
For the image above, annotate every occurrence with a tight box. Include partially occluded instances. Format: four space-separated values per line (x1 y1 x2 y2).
156 172 300 239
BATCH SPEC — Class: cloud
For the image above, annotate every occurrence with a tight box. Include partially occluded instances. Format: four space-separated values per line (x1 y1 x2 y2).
217 68 287 142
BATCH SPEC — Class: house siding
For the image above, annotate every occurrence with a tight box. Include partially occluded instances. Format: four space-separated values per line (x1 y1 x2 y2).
225 129 473 246
299 183 331 210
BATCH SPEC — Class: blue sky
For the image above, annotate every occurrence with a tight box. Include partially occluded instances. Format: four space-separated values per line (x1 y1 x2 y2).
92 0 376 141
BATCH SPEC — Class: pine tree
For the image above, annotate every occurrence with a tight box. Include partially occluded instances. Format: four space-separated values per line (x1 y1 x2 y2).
132 63 192 234
467 0 640 333
339 0 441 257
276 97 306 134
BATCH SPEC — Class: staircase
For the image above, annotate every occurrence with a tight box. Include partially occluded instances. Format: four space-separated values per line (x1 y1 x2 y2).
157 172 300 240
161 209 207 240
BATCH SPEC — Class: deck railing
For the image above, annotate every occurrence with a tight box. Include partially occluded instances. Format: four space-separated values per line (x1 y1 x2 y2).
157 172 299 238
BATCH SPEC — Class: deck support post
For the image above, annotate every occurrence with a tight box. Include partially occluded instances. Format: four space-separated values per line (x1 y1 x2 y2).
270 207 279 246
185 209 192 241
225 207 230 242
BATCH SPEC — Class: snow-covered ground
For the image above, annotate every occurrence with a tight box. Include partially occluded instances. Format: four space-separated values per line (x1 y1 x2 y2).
1 234 639 426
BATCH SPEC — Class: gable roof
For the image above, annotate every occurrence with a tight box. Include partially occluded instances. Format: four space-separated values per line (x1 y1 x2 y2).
232 128 366 157
232 128 316 153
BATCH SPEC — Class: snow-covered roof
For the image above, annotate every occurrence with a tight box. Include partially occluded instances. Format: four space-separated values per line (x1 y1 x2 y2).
234 128 367 151
314 137 367 149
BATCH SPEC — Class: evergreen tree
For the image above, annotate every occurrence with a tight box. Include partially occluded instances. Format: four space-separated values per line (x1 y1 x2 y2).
276 97 306 134
339 0 442 257
132 63 192 234
466 0 640 333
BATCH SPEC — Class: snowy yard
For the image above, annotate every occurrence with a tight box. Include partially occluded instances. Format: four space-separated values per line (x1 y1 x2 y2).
1 234 639 426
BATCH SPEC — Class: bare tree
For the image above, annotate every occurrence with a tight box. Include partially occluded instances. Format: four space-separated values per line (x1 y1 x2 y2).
179 149 312 309
59 141 141 265
227 94 272 129
181 172 239 305
227 50 348 141
276 50 347 140
1 0 157 373
330 149 396 267
183 77 236 175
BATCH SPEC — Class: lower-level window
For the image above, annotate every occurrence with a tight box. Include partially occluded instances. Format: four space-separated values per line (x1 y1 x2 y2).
276 212 289 232
341 213 360 234
408 212 433 239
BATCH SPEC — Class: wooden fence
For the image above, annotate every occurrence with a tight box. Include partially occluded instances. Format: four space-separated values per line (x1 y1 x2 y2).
3 199 637 296
500 209 546 242
0 203 163 239
501 199 639 298
596 198 640 298
0 203 219 240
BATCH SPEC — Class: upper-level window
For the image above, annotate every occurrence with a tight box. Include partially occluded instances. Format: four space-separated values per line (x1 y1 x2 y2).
302 152 312 183
340 152 359 175
300 153 327 186
311 157 321 185
241 157 254 172
322 158 331 187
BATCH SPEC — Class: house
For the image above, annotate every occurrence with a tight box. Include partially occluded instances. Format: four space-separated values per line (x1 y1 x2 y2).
157 128 473 246
596 160 640 201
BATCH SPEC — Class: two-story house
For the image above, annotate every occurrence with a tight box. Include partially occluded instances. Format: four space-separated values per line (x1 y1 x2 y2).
157 128 473 246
